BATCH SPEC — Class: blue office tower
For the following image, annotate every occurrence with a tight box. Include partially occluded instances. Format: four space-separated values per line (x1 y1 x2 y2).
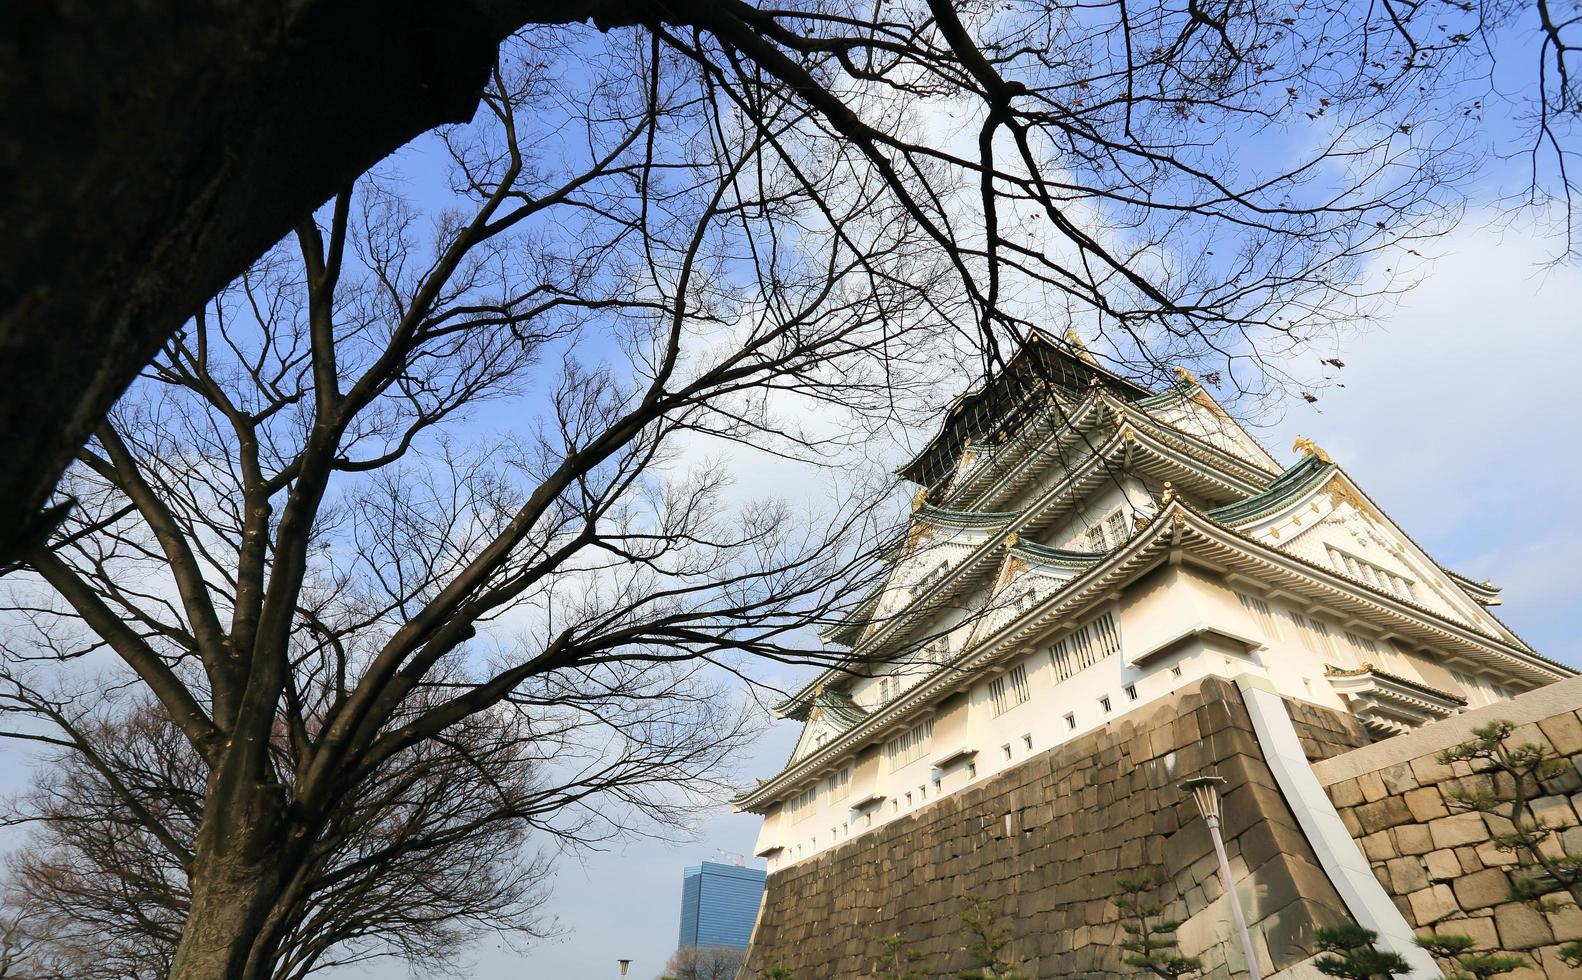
676 861 766 950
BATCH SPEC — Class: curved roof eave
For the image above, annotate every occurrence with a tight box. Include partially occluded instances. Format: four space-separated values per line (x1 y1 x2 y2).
741 501 1571 812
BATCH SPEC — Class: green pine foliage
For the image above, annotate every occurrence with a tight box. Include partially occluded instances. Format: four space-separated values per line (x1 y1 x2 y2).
1437 721 1582 911
758 967 796 979
1417 932 1525 979
1312 924 1410 980
875 933 927 980
1115 876 1201 979
955 896 1033 980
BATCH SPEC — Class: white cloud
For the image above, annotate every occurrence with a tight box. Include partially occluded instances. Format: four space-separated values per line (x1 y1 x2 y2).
1261 212 1582 664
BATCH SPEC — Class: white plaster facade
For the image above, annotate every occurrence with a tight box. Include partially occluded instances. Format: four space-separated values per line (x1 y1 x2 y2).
738 335 1570 870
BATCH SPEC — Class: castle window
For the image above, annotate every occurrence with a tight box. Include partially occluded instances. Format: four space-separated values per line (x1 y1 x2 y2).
967 763 977 779
1105 510 1129 546
1099 695 1112 714
1064 712 1076 730
788 783 820 824
1049 610 1121 682
885 718 935 771
1001 743 1012 761
1237 592 1282 640
1082 508 1131 551
1326 545 1417 601
826 766 851 801
990 663 1032 715
1289 612 1338 661
1022 733 1033 751
1125 683 1139 701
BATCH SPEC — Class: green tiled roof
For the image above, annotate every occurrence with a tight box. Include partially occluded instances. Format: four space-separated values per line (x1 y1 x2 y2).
809 688 868 729
1205 454 1331 525
915 503 1019 528
1011 539 1106 566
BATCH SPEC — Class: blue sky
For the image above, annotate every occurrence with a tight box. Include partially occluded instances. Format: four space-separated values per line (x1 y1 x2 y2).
359 208 1576 980
1 208 1567 978
3 20 1580 980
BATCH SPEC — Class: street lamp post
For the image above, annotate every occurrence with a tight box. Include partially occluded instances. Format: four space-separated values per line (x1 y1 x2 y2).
1179 775 1263 980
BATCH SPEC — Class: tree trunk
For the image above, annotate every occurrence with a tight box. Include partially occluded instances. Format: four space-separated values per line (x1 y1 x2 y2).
168 759 291 980
168 858 285 980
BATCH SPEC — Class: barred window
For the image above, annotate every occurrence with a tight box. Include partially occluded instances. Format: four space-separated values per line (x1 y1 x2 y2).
1049 610 1121 683
787 784 819 823
1326 545 1417 601
1237 592 1282 640
990 663 1032 715
1289 612 1337 661
825 766 851 801
885 718 935 770
1343 631 1381 668
1085 523 1108 551
1081 508 1131 551
1105 510 1129 547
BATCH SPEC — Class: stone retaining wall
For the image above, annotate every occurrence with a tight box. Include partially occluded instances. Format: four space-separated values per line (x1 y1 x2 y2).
742 678 1362 979
1313 674 1582 980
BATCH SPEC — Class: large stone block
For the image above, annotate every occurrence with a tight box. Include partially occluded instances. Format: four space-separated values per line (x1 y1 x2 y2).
1495 903 1555 950
1452 867 1514 910
1328 778 1364 809
1395 823 1435 856
1361 830 1397 862
1431 812 1490 849
1530 794 1578 830
1406 786 1450 822
1381 763 1419 795
1356 796 1414 834
1425 848 1461 882
1410 754 1456 786
1407 884 1459 926
1387 856 1430 894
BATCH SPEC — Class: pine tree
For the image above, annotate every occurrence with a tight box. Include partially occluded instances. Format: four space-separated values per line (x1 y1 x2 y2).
1313 924 1410 979
955 896 1033 980
874 933 926 980
1416 933 1526 980
1115 876 1201 979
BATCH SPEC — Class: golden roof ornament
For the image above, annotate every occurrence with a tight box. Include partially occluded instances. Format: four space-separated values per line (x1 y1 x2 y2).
1172 364 1199 387
912 487 929 512
1292 436 1333 465
1065 328 1098 366
1160 481 1176 503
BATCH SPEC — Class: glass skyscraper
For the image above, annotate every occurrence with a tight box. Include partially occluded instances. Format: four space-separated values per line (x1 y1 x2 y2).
676 861 766 950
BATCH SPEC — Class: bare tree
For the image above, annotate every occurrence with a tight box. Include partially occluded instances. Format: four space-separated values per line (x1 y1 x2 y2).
2 7 1575 976
1 37 941 980
660 945 747 980
1 672 724 980
6 0 1577 560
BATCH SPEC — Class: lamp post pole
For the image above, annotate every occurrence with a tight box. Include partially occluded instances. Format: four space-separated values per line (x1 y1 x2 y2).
1179 776 1262 980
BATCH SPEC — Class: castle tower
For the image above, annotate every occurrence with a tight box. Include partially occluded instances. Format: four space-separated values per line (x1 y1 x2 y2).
738 329 1566 872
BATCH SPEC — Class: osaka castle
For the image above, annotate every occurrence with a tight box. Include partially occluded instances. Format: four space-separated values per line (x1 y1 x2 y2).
737 329 1568 871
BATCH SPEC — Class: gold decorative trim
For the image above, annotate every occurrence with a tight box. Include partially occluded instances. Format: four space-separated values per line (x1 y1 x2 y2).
995 556 1028 587
1292 435 1333 464
1065 328 1098 366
